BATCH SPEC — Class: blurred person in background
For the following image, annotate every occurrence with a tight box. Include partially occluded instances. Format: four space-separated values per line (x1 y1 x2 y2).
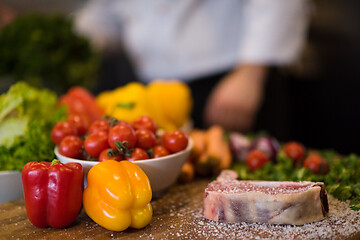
74 0 311 133
2 1 360 155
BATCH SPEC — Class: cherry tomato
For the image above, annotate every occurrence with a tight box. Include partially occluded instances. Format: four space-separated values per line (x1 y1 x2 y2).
59 135 83 159
67 114 88 136
153 145 170 158
115 120 133 128
135 129 156 150
246 149 270 172
108 124 137 150
155 135 164 146
51 121 78 145
98 148 123 162
132 115 157 133
163 130 188 153
303 154 329 174
126 148 149 161
88 119 110 134
84 131 109 158
283 141 306 164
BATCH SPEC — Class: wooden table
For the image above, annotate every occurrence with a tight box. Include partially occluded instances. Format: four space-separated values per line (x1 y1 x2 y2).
1 179 360 239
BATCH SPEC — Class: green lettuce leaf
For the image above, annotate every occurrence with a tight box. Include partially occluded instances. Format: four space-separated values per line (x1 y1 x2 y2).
0 81 66 171
0 117 28 147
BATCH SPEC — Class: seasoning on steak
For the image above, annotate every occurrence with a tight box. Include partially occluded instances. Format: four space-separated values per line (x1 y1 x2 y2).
203 170 329 225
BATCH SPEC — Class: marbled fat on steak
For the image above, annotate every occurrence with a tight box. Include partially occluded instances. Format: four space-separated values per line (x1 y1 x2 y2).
203 170 329 225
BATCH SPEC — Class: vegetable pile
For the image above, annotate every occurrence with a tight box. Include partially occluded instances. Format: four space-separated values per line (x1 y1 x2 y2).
229 132 360 210
53 114 189 162
19 83 191 231
179 126 232 183
0 82 66 171
96 80 192 131
22 158 153 231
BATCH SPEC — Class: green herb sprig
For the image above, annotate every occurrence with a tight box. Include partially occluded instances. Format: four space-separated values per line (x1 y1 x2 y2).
231 149 360 210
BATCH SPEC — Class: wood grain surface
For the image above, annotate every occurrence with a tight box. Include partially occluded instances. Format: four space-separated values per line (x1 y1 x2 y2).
1 179 360 240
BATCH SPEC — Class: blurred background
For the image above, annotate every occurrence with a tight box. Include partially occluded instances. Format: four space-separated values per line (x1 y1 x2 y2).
255 0 360 155
0 0 359 155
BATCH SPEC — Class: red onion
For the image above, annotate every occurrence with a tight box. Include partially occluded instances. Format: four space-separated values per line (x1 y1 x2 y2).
250 136 280 161
229 132 251 163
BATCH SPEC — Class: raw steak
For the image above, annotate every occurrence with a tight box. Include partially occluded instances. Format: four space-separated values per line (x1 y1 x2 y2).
203 170 329 225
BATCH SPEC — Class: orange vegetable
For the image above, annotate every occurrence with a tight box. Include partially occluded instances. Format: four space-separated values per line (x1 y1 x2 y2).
189 125 233 177
83 160 152 231
178 159 195 183
205 125 232 174
189 129 207 162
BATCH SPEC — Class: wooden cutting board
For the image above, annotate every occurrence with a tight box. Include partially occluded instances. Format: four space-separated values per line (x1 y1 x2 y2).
1 179 360 239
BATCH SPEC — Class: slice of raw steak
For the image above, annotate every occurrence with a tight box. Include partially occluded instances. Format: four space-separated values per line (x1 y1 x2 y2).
203 170 329 225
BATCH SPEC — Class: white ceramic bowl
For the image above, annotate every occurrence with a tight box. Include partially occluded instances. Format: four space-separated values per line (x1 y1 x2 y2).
55 138 193 194
0 170 23 204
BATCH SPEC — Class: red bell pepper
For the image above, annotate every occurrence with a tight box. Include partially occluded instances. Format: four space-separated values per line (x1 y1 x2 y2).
58 86 104 126
22 160 83 228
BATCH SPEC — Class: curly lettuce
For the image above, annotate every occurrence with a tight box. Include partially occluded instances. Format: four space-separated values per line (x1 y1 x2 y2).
0 82 66 171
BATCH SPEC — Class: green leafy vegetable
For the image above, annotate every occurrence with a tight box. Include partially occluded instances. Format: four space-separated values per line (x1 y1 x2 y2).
0 82 67 171
0 13 99 94
231 149 360 210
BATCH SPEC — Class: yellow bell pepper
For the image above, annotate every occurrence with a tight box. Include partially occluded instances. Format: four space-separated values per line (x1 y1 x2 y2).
96 82 149 122
83 160 153 231
96 80 192 131
146 80 193 131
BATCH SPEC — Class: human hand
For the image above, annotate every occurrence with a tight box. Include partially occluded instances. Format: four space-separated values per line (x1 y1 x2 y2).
204 65 267 132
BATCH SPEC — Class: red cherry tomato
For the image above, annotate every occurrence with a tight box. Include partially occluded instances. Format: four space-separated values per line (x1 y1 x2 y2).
126 148 149 161
163 130 188 153
246 150 270 172
115 120 133 128
98 148 123 162
303 154 329 174
135 129 156 150
88 119 110 134
108 124 137 150
59 135 83 159
283 141 306 164
67 114 88 136
153 145 170 158
155 135 164 146
132 115 157 134
51 121 78 145
84 131 109 158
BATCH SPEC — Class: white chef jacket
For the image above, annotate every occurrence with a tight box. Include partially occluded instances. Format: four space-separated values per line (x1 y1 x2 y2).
75 0 311 82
